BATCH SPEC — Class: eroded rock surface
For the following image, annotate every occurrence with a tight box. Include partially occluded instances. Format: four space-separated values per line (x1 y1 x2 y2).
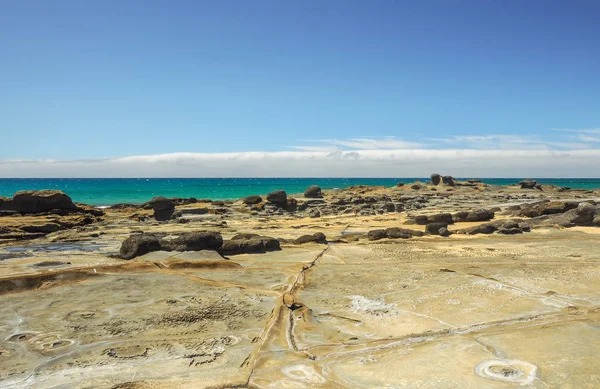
1 181 600 388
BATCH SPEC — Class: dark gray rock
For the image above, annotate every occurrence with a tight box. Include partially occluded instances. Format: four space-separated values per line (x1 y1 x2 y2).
367 229 387 241
267 190 288 207
431 174 441 185
147 196 175 221
426 222 449 235
456 209 495 222
304 185 323 198
294 232 327 244
9 190 78 213
519 179 538 189
463 223 497 235
442 176 457 186
19 223 62 234
120 234 161 260
385 227 423 239
160 232 223 252
243 195 263 205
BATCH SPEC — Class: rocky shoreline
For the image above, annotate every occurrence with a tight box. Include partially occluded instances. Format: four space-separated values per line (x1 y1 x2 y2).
1 174 600 388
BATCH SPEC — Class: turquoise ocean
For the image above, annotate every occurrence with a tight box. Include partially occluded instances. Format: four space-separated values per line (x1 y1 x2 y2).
1 178 599 206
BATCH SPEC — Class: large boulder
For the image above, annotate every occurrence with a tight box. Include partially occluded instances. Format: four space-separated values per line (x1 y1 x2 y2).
431 174 441 186
120 234 161 260
454 209 495 222
304 185 323 198
220 235 280 255
385 227 423 239
442 176 457 186
462 223 497 235
413 213 454 225
519 179 538 189
243 195 262 205
161 232 223 252
294 232 327 244
266 190 288 207
10 190 78 213
0 197 10 211
426 222 449 235
367 229 387 241
147 196 175 221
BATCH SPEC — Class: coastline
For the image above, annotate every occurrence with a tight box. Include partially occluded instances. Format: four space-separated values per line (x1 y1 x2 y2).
2 177 600 206
1 177 600 387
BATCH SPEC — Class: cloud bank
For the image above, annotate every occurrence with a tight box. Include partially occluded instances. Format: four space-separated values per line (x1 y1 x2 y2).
2 149 599 178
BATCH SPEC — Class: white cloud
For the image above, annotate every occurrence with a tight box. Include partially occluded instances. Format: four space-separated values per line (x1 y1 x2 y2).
298 137 423 150
2 149 600 178
577 134 600 143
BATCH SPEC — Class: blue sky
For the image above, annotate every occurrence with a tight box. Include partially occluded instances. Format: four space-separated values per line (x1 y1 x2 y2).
1 1 599 176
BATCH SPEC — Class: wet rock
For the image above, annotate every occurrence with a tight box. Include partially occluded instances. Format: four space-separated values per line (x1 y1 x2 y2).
426 222 449 235
147 197 175 221
266 190 287 207
243 195 262 205
519 179 538 189
304 185 323 198
431 174 441 185
120 234 161 260
9 190 78 213
367 229 387 241
294 232 327 244
19 223 62 234
160 232 223 252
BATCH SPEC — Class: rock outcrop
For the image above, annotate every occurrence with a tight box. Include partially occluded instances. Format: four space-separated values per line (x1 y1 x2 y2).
8 190 78 213
266 190 288 207
442 176 457 186
519 179 539 189
431 174 441 185
147 197 175 221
